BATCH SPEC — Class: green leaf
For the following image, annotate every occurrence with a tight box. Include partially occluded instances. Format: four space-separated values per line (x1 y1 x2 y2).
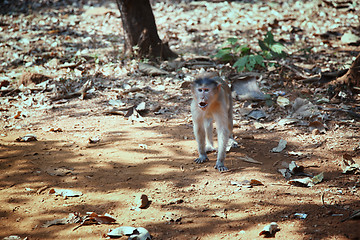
254 55 265 67
227 37 238 45
270 43 285 54
258 40 269 52
246 55 257 71
234 56 248 72
214 48 231 60
264 31 275 45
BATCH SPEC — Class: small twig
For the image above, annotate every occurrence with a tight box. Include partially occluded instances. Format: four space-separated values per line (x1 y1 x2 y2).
321 191 330 208
320 107 360 119
272 159 281 167
79 80 92 100
278 61 308 79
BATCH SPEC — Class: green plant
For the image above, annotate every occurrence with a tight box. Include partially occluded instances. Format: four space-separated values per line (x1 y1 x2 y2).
258 31 287 59
214 31 286 72
233 54 265 72
213 37 250 63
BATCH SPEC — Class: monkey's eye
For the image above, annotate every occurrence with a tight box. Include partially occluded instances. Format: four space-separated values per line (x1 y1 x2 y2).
197 89 203 93
204 89 210 93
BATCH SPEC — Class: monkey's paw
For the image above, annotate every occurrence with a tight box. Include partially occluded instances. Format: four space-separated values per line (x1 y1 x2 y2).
214 164 229 172
194 156 209 164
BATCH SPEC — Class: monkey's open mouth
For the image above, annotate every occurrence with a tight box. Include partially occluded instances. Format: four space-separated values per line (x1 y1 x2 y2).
199 102 208 108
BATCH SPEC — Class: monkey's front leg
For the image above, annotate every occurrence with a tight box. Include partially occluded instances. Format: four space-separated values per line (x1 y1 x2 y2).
214 127 230 172
193 121 209 164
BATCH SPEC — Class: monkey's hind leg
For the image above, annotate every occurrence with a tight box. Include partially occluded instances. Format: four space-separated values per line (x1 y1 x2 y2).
214 125 230 172
204 118 216 153
193 119 209 164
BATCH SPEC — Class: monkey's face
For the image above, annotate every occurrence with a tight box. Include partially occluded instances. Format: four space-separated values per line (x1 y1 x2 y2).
194 85 218 110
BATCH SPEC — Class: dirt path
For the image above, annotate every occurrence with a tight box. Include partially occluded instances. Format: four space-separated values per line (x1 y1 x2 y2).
1 92 360 239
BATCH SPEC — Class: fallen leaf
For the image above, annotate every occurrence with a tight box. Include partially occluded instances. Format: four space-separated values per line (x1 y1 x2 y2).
13 111 21 119
73 212 117 230
88 212 116 224
49 127 63 132
108 99 125 107
49 188 82 197
42 213 81 228
277 118 298 126
139 144 148 150
84 7 116 16
271 139 287 153
292 98 320 119
250 179 264 186
108 226 151 239
232 74 265 100
16 134 37 142
341 32 360 44
138 62 169 76
108 226 137 237
239 155 263 165
212 209 227 218
277 96 290 107
311 172 324 184
309 120 326 133
294 213 308 219
288 172 324 187
125 107 144 122
248 109 267 120
89 136 100 144
135 194 150 209
136 102 147 112
259 222 279 237
341 154 360 174
46 166 73 176
19 72 49 86
3 236 21 240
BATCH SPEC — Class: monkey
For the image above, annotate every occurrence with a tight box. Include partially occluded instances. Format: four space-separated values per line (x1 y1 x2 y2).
191 76 233 172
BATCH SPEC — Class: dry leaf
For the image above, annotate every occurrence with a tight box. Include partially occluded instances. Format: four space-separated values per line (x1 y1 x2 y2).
341 154 360 174
136 194 150 209
88 212 116 224
108 226 151 240
259 222 279 236
294 213 308 219
232 75 265 100
42 213 81 228
49 188 82 197
239 155 263 165
277 96 290 107
309 120 326 133
250 179 264 186
288 172 324 187
271 139 287 153
16 134 37 142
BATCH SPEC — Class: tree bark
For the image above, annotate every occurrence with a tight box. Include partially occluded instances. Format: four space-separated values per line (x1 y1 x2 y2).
116 0 177 60
327 53 360 99
334 53 360 87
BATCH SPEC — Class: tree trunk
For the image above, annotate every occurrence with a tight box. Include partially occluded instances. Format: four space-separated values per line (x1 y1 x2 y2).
334 53 360 87
327 53 360 99
116 0 177 60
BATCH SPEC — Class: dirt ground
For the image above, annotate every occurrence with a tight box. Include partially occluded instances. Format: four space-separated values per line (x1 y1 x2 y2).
1 0 360 239
1 83 360 240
